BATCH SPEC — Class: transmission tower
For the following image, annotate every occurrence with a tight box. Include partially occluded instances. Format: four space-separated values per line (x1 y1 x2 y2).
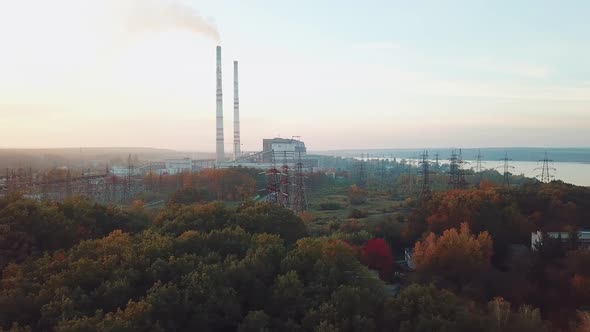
498 152 515 187
448 150 459 189
473 149 486 185
407 156 417 194
124 154 134 203
358 153 367 189
147 164 154 192
457 149 469 189
292 152 307 214
65 169 72 199
41 173 49 200
448 149 468 189
265 150 281 204
475 149 484 173
279 151 291 208
419 151 433 198
434 152 440 172
535 152 556 183
379 157 386 188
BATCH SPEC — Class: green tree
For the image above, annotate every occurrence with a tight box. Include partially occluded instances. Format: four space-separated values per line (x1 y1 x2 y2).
239 310 270 332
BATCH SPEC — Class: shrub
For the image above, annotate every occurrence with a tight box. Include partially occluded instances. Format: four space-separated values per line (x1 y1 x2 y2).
348 208 368 219
319 202 342 210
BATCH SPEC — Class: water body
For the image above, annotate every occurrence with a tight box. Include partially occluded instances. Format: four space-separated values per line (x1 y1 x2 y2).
415 159 590 187
364 157 590 187
477 160 590 187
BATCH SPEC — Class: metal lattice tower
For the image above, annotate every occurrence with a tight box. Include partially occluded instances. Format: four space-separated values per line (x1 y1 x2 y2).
474 149 485 185
148 164 154 192
279 152 291 208
265 150 281 204
448 149 468 189
498 152 515 187
380 157 386 188
419 150 433 198
448 150 460 189
535 152 556 183
358 153 367 189
407 156 416 193
475 149 485 173
434 152 440 172
65 169 72 199
292 152 307 214
124 154 133 203
457 149 468 189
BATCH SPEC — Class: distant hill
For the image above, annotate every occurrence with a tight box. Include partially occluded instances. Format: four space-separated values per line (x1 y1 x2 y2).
314 148 590 163
0 147 214 169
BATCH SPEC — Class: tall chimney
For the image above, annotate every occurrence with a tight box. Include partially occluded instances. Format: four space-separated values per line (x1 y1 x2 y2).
216 46 224 163
233 61 240 160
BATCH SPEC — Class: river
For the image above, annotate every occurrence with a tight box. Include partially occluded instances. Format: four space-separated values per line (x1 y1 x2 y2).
371 158 590 187
478 160 590 187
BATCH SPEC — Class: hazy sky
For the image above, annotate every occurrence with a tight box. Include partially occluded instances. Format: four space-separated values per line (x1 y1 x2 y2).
1 0 589 151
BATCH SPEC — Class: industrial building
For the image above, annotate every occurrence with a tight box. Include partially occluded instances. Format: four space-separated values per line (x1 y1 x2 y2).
262 138 307 163
210 45 317 169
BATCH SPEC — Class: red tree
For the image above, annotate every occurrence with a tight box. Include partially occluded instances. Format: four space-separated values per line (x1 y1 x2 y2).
360 238 394 280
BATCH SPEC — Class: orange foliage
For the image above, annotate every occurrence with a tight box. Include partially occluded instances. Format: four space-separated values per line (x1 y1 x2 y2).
298 211 315 224
321 239 357 262
479 180 497 190
426 189 500 233
132 199 145 209
413 223 493 276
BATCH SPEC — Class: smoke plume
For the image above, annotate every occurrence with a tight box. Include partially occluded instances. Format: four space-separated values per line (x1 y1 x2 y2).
123 0 221 43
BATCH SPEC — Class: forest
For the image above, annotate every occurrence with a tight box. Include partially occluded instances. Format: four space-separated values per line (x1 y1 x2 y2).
1 169 590 331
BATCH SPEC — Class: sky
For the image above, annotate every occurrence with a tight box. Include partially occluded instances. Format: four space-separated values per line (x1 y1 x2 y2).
0 0 589 152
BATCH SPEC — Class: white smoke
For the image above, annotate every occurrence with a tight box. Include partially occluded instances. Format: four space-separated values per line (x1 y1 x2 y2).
121 0 221 43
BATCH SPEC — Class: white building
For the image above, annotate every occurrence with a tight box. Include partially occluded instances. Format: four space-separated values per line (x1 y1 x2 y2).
262 138 307 163
163 158 193 175
531 230 590 250
111 166 140 177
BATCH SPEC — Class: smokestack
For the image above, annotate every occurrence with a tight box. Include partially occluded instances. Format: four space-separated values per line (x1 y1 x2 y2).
216 46 224 163
233 61 240 160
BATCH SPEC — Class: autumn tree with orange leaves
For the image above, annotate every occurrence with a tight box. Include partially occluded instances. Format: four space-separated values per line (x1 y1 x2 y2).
413 223 493 290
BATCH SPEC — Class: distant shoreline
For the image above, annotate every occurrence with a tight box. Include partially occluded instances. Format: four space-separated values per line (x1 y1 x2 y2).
312 147 590 164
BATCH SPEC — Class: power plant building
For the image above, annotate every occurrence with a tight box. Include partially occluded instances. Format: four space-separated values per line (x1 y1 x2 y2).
262 138 307 163
209 46 317 169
